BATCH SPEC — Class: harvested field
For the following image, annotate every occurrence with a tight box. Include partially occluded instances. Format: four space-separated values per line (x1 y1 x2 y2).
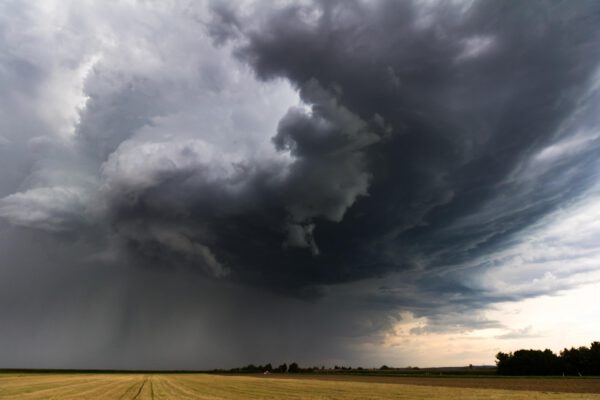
259 373 600 394
1 373 600 399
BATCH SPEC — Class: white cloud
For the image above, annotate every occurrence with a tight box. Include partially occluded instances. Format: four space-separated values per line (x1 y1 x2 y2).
0 0 300 234
0 186 88 232
101 139 246 192
356 186 600 366
474 190 600 298
488 282 600 353
457 35 495 61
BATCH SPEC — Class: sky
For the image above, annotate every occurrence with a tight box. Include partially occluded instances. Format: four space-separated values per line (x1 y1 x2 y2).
1 0 600 370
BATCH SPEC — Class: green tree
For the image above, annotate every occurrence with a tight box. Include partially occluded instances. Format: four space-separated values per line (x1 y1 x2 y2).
288 362 300 373
275 363 287 373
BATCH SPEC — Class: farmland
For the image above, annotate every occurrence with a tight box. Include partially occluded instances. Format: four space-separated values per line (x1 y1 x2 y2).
1 373 600 399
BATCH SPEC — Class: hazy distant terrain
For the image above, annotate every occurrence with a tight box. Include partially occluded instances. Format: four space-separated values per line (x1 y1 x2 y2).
1 373 599 399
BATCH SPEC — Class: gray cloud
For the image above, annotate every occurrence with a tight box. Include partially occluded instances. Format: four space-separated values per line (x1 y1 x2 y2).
0 186 88 232
496 326 541 340
213 0 600 288
1 0 600 368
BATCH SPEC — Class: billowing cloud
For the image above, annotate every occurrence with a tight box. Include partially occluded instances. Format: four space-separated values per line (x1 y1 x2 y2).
1 0 600 369
0 186 88 232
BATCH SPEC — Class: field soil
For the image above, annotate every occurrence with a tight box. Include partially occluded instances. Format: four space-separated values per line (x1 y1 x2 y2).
258 373 600 394
1 373 600 399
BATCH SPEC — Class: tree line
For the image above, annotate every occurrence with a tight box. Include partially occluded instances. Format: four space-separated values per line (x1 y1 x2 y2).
496 341 600 375
224 362 303 374
219 363 371 374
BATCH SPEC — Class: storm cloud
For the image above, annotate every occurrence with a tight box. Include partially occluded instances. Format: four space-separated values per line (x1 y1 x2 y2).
1 0 600 369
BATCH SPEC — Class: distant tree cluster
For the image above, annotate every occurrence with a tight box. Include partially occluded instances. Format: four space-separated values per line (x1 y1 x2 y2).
496 341 600 375
225 362 320 374
226 363 273 373
222 363 429 375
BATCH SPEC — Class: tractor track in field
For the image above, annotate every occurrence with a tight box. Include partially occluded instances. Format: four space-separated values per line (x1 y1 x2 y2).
149 378 155 400
131 378 147 400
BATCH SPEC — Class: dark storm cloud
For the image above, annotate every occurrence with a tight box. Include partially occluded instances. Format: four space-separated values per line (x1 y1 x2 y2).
96 75 386 292
0 223 399 369
186 0 600 292
2 0 600 369
6 0 600 296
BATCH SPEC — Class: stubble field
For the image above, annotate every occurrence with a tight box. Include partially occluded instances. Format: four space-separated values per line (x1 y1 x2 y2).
1 373 599 399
